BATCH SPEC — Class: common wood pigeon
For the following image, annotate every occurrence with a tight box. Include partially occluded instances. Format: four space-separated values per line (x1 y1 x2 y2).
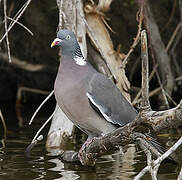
51 29 166 164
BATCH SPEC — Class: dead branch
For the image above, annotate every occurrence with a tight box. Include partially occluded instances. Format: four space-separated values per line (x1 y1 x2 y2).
134 136 182 180
28 90 54 125
0 53 45 71
6 16 33 36
0 109 6 140
16 86 50 126
60 99 182 166
133 76 182 106
178 166 182 180
132 64 158 106
0 0 33 44
140 30 150 110
139 0 174 108
3 0 11 62
166 22 182 52
122 5 143 67
161 0 177 32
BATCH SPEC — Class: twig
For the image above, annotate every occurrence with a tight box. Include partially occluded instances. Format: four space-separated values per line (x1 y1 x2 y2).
25 135 43 156
134 76 182 106
177 166 182 180
0 0 33 44
132 64 158 105
29 90 54 125
6 16 33 36
142 0 173 109
180 0 182 20
155 70 170 109
3 0 12 62
165 91 177 106
141 30 151 110
122 6 143 67
0 109 7 140
31 107 57 144
15 86 50 126
166 22 182 52
133 87 161 106
134 136 182 180
0 52 45 71
137 137 158 180
176 76 182 82
161 0 177 32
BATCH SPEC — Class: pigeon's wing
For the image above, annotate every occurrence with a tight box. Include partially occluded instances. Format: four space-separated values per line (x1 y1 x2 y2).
87 73 137 127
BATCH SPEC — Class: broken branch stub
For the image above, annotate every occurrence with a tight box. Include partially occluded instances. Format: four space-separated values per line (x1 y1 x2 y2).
141 30 151 111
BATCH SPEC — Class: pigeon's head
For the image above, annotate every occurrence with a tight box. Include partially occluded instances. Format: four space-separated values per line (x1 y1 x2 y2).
51 29 77 50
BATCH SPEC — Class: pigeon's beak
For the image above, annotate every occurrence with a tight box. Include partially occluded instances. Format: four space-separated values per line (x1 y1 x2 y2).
51 38 62 48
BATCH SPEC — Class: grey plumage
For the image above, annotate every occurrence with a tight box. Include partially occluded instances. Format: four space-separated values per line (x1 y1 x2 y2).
51 29 172 162
52 29 137 137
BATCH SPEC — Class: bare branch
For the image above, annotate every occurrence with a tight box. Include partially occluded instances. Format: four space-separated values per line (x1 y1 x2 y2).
141 30 150 110
3 0 12 62
122 5 143 67
0 53 45 71
134 136 182 180
132 64 158 106
28 90 54 125
0 0 33 44
31 108 57 144
161 0 177 32
6 16 33 36
16 86 50 127
178 166 182 180
166 22 182 52
0 109 7 140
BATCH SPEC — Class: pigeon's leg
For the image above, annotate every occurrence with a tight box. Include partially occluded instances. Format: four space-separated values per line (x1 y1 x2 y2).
78 136 99 165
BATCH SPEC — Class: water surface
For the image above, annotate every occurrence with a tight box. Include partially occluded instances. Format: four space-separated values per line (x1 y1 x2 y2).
0 115 179 180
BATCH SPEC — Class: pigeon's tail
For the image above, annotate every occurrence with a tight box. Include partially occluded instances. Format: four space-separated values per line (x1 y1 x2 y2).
145 134 177 164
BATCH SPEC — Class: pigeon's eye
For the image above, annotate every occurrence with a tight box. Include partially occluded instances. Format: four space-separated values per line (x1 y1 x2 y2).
66 35 70 40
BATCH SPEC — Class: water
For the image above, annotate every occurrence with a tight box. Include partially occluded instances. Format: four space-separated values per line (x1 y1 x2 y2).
0 114 180 180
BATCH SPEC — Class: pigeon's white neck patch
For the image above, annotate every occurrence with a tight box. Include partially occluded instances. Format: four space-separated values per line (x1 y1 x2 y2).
73 56 86 66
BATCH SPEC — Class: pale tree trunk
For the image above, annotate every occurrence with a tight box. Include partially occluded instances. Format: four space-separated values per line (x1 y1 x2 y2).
46 105 75 154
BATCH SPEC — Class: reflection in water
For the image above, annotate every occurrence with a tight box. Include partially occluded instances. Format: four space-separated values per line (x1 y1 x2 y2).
0 122 179 180
48 158 80 180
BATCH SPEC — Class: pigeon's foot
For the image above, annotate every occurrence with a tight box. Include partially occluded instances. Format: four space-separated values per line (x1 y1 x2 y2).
78 137 98 166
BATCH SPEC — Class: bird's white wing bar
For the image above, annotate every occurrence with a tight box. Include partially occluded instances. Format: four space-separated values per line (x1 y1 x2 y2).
86 92 116 124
